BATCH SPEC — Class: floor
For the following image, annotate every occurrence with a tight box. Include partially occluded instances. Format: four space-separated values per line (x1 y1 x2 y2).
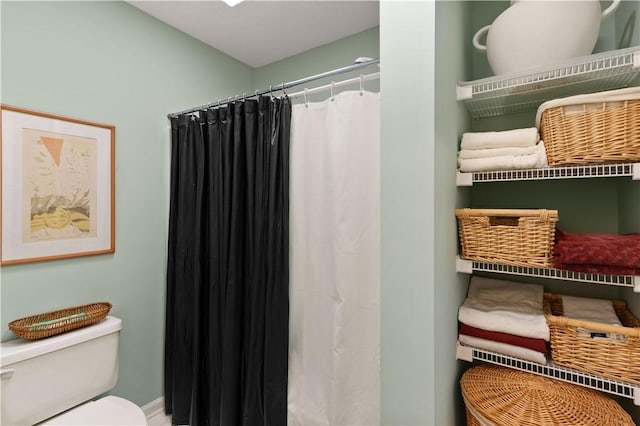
146 411 172 426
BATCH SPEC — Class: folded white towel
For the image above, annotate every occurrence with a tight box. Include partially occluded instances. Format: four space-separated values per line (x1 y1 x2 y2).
458 276 550 340
458 143 540 159
460 127 539 150
562 295 626 342
458 142 548 172
561 295 622 326
459 334 547 365
466 276 544 314
536 87 640 127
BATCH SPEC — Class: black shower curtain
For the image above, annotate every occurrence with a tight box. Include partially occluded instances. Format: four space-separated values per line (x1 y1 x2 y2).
165 96 291 426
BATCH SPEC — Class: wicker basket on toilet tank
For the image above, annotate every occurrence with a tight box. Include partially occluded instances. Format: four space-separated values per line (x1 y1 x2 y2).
8 302 112 340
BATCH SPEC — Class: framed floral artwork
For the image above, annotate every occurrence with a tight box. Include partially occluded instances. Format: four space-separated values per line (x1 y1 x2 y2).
1 105 115 264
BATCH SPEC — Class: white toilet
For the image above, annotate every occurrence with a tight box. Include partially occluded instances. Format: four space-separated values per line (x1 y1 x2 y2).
0 316 147 425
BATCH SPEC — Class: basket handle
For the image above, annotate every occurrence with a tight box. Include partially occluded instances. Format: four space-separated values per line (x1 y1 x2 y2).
547 314 640 338
455 208 558 219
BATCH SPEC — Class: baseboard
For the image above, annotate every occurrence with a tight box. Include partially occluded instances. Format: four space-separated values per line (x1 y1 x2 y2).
141 396 165 418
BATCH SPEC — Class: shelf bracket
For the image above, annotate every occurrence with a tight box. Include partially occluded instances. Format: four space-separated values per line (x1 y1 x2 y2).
633 163 640 181
635 386 640 406
456 256 473 274
634 276 640 293
633 50 640 70
456 171 473 187
456 342 473 362
456 84 472 101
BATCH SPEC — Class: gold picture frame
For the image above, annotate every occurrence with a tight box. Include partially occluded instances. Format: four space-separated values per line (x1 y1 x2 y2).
1 105 115 265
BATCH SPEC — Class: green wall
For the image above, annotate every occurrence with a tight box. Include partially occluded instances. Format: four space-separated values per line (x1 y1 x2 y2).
1 0 252 407
380 2 436 424
434 2 473 425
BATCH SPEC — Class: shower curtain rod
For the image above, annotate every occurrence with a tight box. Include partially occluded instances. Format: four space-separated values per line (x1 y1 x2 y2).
287 72 379 99
167 58 380 118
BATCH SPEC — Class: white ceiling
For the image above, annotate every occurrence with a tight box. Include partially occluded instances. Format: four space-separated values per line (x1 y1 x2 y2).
126 0 379 68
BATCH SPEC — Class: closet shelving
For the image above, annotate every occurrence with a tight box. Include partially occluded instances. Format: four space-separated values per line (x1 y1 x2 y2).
456 46 640 406
456 162 640 186
456 256 640 293
456 46 639 118
456 343 640 406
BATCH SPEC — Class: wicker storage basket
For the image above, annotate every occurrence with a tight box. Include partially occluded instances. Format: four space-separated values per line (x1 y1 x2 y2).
8 302 112 340
544 292 640 384
539 91 640 166
460 364 634 426
455 208 558 268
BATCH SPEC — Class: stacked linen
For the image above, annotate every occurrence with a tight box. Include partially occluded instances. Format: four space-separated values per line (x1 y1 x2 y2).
561 295 626 342
458 127 548 172
458 276 549 364
554 230 640 276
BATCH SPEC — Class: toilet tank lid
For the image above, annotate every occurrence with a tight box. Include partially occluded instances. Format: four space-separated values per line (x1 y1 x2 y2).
1 316 121 367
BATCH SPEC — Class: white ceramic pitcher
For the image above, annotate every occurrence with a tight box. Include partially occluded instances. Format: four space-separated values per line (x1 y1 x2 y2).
473 0 620 75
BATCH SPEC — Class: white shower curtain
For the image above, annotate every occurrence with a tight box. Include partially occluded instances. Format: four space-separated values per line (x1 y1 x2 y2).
288 90 380 426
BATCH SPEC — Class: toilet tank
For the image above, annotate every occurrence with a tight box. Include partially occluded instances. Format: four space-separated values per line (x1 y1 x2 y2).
0 316 122 426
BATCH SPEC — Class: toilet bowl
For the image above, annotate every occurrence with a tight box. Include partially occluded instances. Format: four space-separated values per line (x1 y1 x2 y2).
0 316 147 425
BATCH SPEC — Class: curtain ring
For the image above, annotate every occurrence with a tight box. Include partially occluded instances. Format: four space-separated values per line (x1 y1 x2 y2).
281 82 286 95
304 88 309 108
359 74 364 96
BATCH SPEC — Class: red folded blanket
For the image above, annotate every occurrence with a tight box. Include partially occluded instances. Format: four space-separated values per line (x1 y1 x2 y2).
553 261 640 276
553 230 640 275
458 322 548 354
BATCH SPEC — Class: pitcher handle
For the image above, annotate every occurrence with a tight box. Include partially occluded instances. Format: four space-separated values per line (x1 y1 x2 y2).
602 0 621 18
472 25 491 52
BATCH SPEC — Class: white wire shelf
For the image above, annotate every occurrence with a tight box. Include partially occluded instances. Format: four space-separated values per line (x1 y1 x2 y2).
456 256 640 292
456 163 640 186
456 342 640 405
457 46 640 118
